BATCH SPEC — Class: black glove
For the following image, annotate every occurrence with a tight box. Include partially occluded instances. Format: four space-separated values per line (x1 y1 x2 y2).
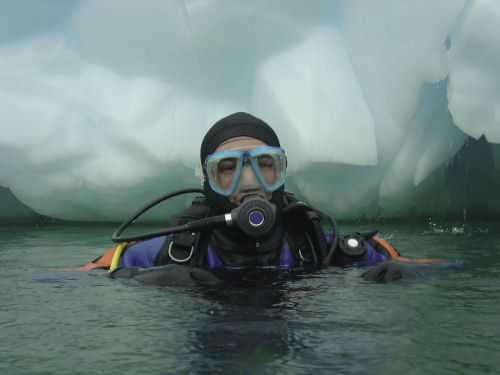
362 261 420 282
110 264 222 287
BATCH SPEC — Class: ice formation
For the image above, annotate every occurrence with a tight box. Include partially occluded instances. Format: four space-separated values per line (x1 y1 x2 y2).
1 0 499 223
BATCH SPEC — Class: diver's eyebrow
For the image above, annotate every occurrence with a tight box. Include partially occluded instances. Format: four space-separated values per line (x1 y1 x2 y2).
225 145 265 152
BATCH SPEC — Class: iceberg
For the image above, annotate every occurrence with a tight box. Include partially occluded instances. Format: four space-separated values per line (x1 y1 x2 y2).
0 0 499 223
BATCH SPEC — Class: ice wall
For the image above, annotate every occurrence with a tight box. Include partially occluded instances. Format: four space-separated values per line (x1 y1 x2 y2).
1 0 499 223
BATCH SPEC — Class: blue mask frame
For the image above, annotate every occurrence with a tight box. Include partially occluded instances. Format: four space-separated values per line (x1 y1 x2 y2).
204 146 287 196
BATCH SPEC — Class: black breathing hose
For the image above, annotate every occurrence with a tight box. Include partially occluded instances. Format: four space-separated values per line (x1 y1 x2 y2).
111 190 277 243
111 188 337 267
320 212 339 266
111 188 204 243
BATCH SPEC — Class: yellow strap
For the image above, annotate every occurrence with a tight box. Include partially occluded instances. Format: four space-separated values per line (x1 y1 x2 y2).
108 242 128 273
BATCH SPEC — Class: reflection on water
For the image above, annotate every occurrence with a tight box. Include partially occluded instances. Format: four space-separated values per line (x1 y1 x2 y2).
188 287 295 374
1 222 500 374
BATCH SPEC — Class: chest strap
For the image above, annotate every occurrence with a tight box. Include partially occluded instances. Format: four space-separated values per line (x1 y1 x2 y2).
205 239 294 269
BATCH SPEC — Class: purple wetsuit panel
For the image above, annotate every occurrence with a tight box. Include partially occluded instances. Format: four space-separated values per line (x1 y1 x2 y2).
118 236 166 268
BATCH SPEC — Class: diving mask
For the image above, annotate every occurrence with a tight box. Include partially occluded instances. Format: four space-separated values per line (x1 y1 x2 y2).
204 146 286 197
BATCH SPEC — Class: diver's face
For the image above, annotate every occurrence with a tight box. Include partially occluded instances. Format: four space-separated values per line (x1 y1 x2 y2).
214 136 273 205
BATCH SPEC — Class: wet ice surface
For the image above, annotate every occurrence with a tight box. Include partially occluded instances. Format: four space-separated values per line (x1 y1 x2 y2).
1 1 500 222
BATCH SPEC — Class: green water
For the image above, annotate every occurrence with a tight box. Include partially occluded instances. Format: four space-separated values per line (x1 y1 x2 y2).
1 222 499 375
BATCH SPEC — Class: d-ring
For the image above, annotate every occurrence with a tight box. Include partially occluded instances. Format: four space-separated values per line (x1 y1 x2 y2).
168 242 194 263
298 248 312 262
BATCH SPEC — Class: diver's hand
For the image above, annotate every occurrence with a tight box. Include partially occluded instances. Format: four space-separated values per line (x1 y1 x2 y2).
110 264 222 287
362 261 420 282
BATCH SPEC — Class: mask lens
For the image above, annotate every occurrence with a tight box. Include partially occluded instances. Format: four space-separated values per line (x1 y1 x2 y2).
205 152 242 196
216 157 238 189
256 154 277 185
250 147 286 191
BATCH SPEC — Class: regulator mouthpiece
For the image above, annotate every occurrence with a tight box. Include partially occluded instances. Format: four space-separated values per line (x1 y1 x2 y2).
229 195 276 236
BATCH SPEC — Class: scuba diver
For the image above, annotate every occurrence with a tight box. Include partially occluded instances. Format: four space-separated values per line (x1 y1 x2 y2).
77 112 450 285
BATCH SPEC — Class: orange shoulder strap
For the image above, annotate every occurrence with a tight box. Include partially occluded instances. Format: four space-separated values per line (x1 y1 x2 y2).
58 246 117 271
372 237 399 257
372 237 445 263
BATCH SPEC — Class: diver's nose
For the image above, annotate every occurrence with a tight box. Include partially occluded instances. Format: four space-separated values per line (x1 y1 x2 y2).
239 164 259 185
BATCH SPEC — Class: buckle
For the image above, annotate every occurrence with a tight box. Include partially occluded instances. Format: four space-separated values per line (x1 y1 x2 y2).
168 241 194 263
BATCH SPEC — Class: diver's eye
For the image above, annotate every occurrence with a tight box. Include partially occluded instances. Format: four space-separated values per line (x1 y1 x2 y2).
217 158 237 174
257 155 276 170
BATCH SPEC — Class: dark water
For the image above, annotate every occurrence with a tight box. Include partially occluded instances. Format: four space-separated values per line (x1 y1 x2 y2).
1 222 499 374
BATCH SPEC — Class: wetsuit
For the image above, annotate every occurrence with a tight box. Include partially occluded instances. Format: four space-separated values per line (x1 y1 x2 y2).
76 193 458 285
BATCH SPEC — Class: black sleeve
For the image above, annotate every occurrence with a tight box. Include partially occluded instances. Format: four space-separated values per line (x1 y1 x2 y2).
361 261 420 282
109 264 222 287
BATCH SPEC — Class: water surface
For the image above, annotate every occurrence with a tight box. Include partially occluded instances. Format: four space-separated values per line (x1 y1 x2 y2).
1 222 499 374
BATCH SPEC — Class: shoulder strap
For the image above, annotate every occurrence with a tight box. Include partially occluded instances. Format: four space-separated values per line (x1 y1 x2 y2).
169 195 209 226
369 236 400 258
281 191 332 268
153 196 209 266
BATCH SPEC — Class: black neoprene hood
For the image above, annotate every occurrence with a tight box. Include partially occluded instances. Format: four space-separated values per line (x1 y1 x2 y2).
199 112 284 215
200 112 281 163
